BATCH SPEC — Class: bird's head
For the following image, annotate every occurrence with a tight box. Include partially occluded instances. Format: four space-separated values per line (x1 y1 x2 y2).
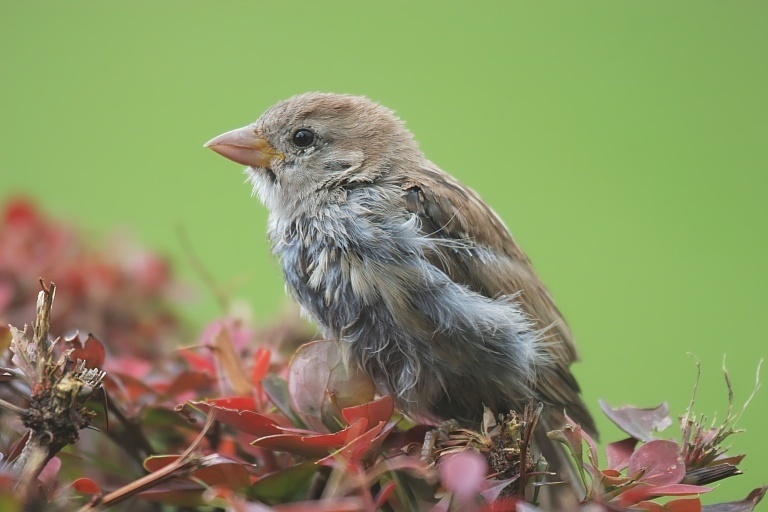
205 92 420 212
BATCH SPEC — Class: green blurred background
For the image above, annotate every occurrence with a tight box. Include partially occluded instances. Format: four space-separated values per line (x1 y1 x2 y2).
2 1 766 502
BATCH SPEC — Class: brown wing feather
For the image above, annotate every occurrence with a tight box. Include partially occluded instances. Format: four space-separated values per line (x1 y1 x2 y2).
401 162 597 436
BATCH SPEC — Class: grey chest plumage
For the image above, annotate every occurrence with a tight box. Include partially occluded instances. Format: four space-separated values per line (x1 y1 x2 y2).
269 187 544 425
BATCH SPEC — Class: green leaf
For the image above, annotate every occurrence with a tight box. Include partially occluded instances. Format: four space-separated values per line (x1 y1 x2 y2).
262 373 305 429
248 461 317 504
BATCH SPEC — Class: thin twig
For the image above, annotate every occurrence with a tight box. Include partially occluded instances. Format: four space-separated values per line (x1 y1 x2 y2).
77 410 218 511
102 392 155 463
176 224 229 314
0 397 27 417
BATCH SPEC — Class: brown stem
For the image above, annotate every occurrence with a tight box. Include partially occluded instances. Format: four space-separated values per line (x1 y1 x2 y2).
0 397 27 416
76 412 218 511
11 435 48 503
33 280 55 358
77 454 203 511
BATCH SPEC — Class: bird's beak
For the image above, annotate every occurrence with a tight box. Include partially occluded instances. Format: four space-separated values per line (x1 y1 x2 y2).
204 126 284 168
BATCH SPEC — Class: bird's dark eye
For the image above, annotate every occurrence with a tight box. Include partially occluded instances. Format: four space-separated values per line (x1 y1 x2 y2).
291 129 315 148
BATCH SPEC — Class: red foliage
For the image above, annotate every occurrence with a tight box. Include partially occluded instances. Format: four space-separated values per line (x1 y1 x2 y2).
0 199 763 512
0 197 182 360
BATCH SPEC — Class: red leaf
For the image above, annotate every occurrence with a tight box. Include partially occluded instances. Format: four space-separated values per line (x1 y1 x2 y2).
341 394 394 427
483 497 521 512
547 424 585 467
143 455 250 489
303 417 368 445
548 418 592 486
3 198 40 225
104 356 150 378
105 372 156 402
251 348 271 386
636 499 703 512
253 418 369 458
600 400 672 442
72 477 102 495
144 455 180 473
252 434 325 457
619 483 712 506
439 451 488 503
188 462 251 489
190 398 283 437
650 484 712 496
606 437 638 470
161 370 211 399
374 481 397 509
288 341 337 430
628 440 685 486
68 333 106 369
317 420 392 464
289 341 375 432
180 348 216 375
0 473 14 493
38 456 61 495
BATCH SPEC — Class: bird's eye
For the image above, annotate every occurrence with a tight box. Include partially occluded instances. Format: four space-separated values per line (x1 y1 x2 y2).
291 128 315 148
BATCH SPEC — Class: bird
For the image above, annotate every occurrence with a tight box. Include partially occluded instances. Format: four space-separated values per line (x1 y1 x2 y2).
205 92 597 466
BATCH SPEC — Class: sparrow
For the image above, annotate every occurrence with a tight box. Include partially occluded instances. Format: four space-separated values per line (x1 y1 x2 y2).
205 93 597 454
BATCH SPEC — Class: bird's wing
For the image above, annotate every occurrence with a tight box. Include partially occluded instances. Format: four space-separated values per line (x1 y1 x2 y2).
400 162 597 435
